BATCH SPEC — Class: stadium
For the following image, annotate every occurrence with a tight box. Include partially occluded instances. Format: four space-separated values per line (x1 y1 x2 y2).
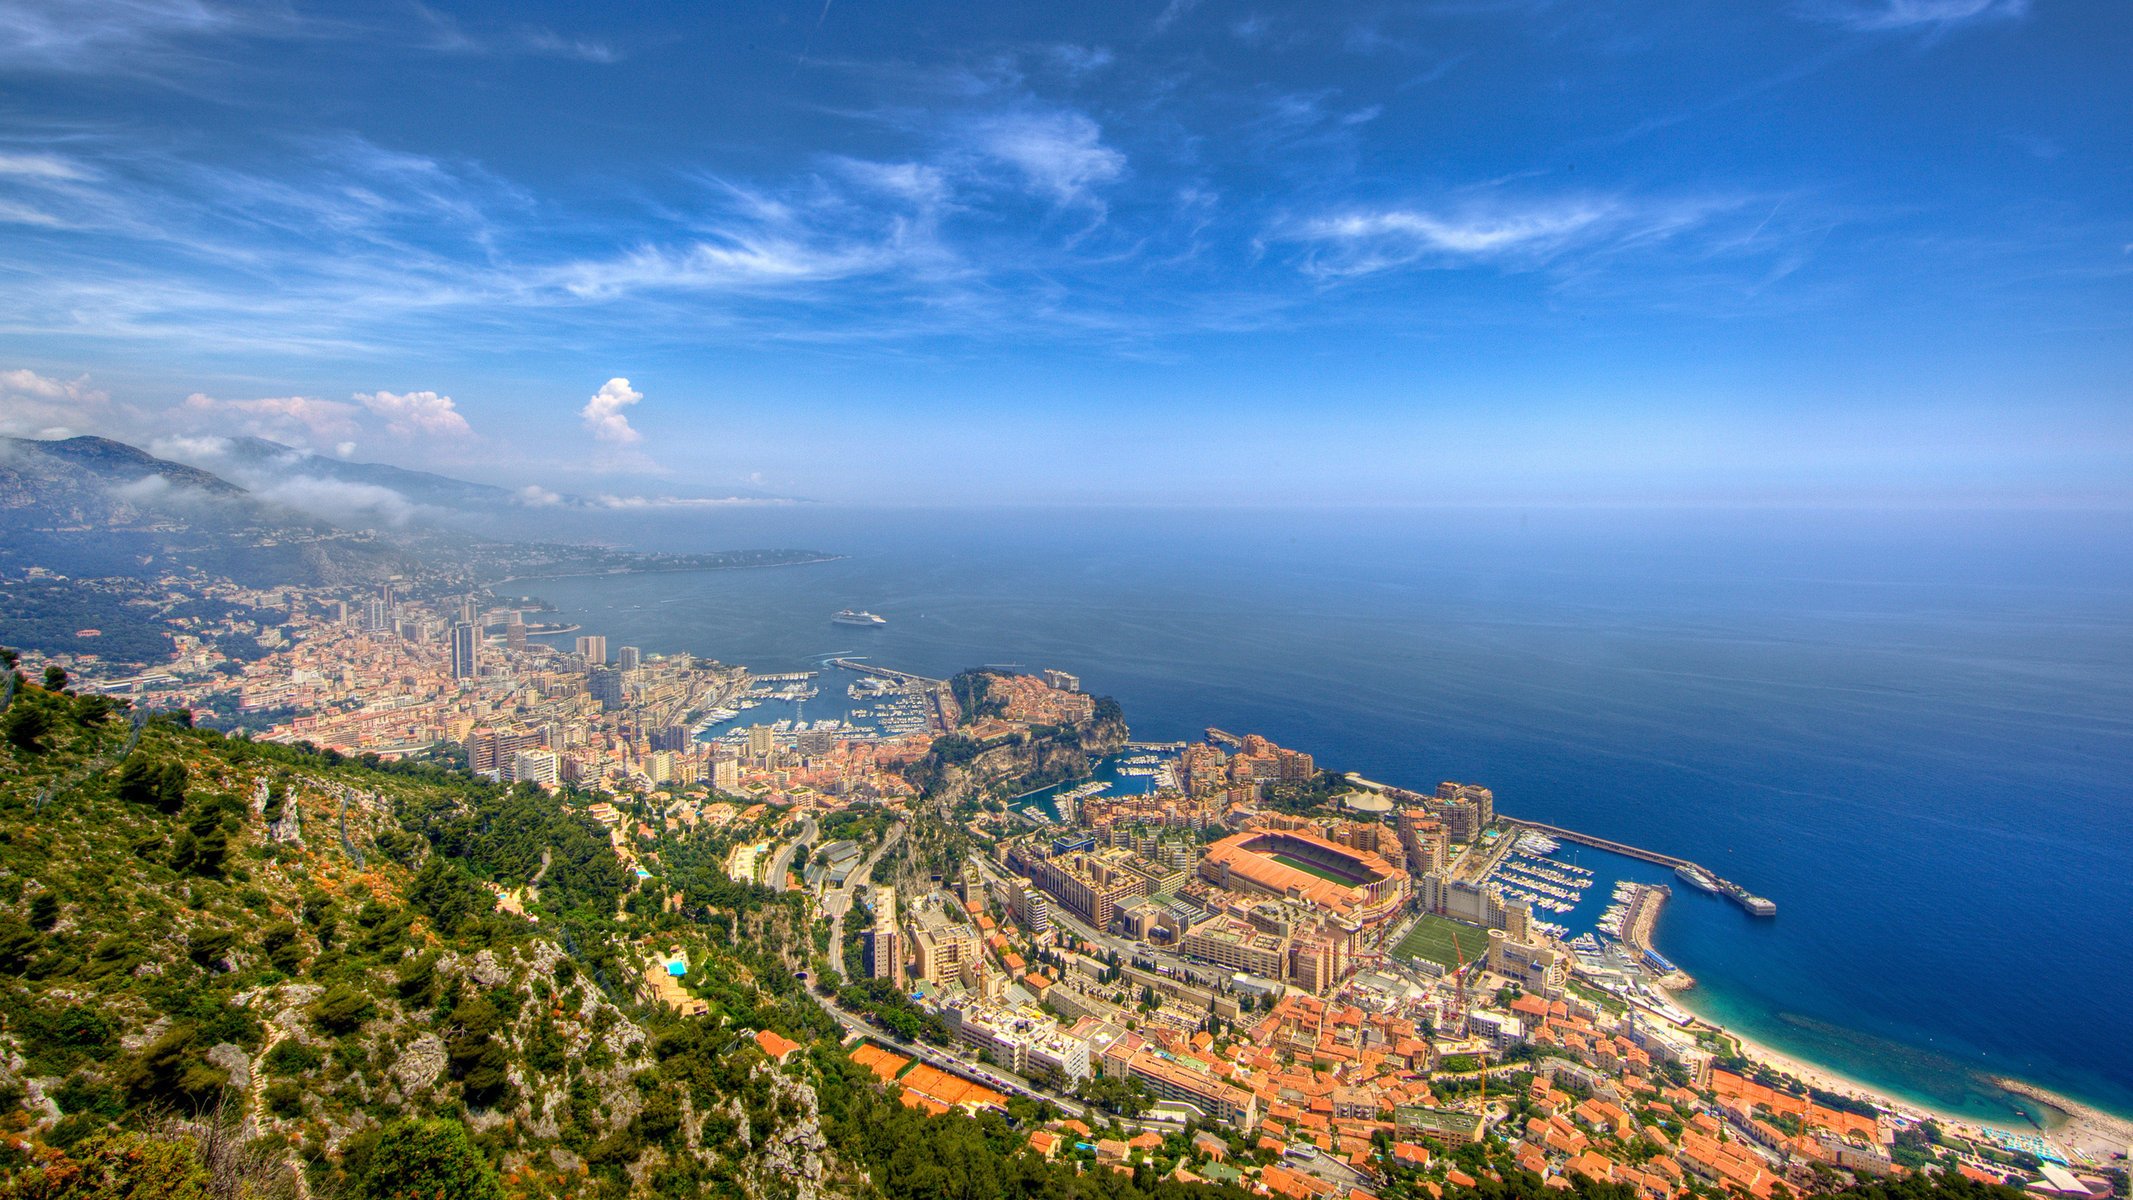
1199 827 1409 926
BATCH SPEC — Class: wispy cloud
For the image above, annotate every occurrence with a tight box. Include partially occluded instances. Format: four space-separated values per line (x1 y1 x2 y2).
968 110 1126 212
0 152 90 181
1802 0 2028 31
408 3 619 63
0 0 239 73
1282 198 1622 277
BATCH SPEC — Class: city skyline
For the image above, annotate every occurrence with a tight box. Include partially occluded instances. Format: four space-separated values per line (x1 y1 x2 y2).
1 0 2128 506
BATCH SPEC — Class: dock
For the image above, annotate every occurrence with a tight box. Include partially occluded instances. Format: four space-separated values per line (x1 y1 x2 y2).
1503 817 1775 917
827 659 944 687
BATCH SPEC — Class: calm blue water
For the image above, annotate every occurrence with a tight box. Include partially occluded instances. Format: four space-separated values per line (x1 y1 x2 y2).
508 505 2133 1124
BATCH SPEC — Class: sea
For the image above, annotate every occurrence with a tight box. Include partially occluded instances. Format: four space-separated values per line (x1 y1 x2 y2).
501 504 2133 1127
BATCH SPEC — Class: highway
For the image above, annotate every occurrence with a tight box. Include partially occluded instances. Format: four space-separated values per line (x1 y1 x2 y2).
765 814 817 893
823 821 904 979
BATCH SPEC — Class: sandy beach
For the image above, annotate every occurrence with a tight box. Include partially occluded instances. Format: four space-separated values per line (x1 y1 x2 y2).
1692 1017 2133 1168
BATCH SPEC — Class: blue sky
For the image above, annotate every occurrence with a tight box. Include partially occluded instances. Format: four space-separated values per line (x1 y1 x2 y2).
0 0 2126 505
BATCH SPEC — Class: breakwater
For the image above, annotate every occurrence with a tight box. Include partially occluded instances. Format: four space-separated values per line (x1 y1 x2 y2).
1503 817 1775 918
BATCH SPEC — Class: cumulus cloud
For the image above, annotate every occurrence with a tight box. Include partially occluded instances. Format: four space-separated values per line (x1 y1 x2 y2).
580 377 643 444
514 484 563 506
1 367 111 436
181 391 362 440
357 388 472 437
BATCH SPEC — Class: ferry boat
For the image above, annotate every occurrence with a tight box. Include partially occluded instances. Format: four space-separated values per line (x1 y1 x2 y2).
1674 863 1723 893
832 609 888 627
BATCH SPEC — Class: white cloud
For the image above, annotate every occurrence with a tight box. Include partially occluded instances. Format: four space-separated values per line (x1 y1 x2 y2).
148 434 234 462
181 391 362 440
254 475 421 526
334 440 356 458
0 0 239 73
357 388 471 437
1288 201 1615 276
0 152 88 181
1 368 110 435
580 377 644 444
1806 0 2027 30
973 111 1126 210
514 484 563 506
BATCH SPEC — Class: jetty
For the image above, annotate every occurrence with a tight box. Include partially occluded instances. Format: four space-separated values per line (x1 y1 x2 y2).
1502 817 1776 917
827 658 944 687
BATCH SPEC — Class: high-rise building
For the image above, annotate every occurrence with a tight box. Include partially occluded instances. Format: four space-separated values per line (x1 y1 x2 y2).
650 725 691 752
506 618 527 652
1428 782 1494 843
449 621 480 679
363 599 389 632
574 635 608 665
510 748 560 788
864 886 902 986
467 727 532 779
459 597 479 625
746 724 777 759
589 667 625 711
617 645 642 671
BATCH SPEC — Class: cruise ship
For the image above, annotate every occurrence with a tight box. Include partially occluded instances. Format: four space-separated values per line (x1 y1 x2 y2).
1674 863 1723 893
832 609 887 627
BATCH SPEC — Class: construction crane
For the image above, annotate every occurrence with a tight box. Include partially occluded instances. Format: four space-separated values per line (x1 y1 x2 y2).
1447 931 1487 1118
1448 930 1471 1033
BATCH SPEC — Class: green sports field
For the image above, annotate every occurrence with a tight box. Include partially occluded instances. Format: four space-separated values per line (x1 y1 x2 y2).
1394 914 1488 970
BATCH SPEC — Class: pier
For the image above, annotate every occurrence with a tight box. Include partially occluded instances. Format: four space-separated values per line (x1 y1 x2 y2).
1205 727 1243 748
1503 817 1775 917
827 658 944 687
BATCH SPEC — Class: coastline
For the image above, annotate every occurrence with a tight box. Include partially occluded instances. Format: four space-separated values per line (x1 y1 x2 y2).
1670 993 2133 1166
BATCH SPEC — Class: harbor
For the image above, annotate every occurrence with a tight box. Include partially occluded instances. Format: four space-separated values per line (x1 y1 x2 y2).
1502 816 1776 918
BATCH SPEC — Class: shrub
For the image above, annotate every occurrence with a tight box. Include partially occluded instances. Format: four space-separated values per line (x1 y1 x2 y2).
356 1119 503 1200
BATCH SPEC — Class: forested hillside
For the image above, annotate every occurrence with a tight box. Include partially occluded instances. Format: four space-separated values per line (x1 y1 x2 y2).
0 663 1255 1200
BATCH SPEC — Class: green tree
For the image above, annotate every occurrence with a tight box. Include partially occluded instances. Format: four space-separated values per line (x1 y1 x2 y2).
356 1119 503 1200
42 666 67 692
3 703 53 753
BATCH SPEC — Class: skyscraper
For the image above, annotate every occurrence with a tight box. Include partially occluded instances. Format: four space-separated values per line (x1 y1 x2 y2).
450 621 480 679
589 667 625 711
617 645 642 671
574 635 608 665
